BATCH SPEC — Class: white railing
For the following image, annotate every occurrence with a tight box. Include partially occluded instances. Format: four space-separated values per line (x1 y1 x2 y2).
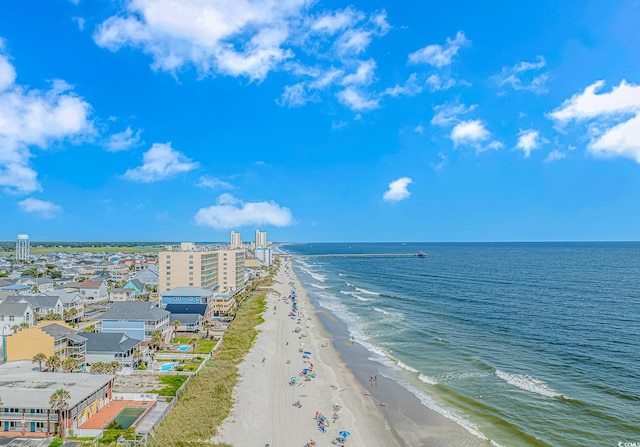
74 428 104 438
112 393 158 401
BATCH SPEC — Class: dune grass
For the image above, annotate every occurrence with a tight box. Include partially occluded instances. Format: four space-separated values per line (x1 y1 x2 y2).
148 284 268 447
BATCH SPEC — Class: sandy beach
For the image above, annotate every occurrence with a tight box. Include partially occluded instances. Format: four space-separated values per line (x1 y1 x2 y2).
215 257 401 447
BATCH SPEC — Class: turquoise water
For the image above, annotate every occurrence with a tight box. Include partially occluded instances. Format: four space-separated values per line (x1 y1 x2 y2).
178 345 190 351
160 362 175 371
109 407 146 429
283 242 640 447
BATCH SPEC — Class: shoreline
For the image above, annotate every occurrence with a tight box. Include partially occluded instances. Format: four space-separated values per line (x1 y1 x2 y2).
214 257 401 446
291 251 493 447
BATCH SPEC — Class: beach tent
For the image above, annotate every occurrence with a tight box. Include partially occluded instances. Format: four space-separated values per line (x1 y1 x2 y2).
339 431 350 437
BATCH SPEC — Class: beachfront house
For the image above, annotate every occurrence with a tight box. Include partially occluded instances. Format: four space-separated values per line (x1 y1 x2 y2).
166 304 206 333
96 302 170 342
160 287 214 308
123 278 147 299
83 332 143 369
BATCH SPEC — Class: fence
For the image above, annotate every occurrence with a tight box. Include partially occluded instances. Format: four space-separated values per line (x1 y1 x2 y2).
75 428 104 438
113 393 158 401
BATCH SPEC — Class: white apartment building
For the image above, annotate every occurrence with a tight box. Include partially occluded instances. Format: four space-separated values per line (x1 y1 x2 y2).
255 230 267 248
217 249 246 293
230 231 243 249
159 248 218 294
255 247 273 266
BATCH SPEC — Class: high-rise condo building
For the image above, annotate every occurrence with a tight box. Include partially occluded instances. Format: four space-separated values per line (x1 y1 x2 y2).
15 234 30 261
255 230 267 248
217 249 246 293
230 231 242 249
159 244 246 294
159 249 218 294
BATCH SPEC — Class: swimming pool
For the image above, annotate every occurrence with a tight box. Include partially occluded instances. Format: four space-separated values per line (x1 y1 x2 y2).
107 407 146 429
160 362 175 371
177 345 190 351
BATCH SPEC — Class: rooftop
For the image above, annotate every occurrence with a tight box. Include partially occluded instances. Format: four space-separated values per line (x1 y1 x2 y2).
0 361 114 409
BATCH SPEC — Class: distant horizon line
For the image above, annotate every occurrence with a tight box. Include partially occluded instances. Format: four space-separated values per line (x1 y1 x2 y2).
0 240 638 245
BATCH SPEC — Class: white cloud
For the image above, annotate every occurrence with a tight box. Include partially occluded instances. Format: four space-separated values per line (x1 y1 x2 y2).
311 7 365 35
550 80 640 163
494 56 549 94
72 17 86 31
430 153 448 171
382 73 422 97
196 176 233 190
515 129 544 158
194 194 293 229
450 120 489 145
425 73 456 91
408 31 470 67
383 177 412 202
341 59 376 86
331 120 348 130
550 80 640 121
337 87 379 111
277 83 314 107
0 47 93 194
544 150 566 163
450 120 501 153
413 124 424 133
123 142 199 182
431 101 477 127
105 126 142 152
18 197 62 219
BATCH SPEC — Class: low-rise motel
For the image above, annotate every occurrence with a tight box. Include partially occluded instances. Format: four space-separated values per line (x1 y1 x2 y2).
0 361 114 436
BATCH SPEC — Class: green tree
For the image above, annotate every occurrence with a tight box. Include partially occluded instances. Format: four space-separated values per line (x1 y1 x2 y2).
62 357 78 373
171 320 180 338
150 330 163 350
46 355 61 372
107 361 123 374
32 352 47 371
91 362 106 374
49 388 71 439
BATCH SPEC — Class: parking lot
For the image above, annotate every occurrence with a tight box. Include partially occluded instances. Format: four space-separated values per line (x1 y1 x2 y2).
0 438 52 447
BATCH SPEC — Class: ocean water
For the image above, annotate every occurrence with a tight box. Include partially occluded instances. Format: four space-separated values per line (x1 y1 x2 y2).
280 242 640 447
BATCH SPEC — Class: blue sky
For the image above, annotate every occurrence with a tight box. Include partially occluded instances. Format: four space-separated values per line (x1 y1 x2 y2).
0 0 639 242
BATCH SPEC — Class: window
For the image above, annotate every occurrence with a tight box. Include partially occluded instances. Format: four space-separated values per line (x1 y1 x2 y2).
9 315 14 321
189 266 193 270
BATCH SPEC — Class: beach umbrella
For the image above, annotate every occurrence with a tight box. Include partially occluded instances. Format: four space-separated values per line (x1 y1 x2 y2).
339 431 351 438
290 376 298 381
304 351 312 355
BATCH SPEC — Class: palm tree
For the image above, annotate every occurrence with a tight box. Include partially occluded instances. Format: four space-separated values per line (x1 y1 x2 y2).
91 362 106 374
46 355 61 372
150 330 163 350
49 388 71 439
11 325 19 333
32 353 47 371
132 349 143 367
189 338 198 352
171 320 180 340
203 322 211 339
19 322 30 329
62 357 78 373
107 361 123 374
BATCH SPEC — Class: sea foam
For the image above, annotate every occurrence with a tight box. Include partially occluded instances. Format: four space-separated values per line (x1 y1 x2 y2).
397 360 419 373
495 370 561 398
417 373 438 385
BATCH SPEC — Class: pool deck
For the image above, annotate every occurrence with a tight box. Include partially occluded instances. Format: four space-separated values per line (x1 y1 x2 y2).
79 400 155 430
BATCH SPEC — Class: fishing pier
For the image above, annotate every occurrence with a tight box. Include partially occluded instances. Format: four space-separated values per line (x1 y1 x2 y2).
295 252 427 259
